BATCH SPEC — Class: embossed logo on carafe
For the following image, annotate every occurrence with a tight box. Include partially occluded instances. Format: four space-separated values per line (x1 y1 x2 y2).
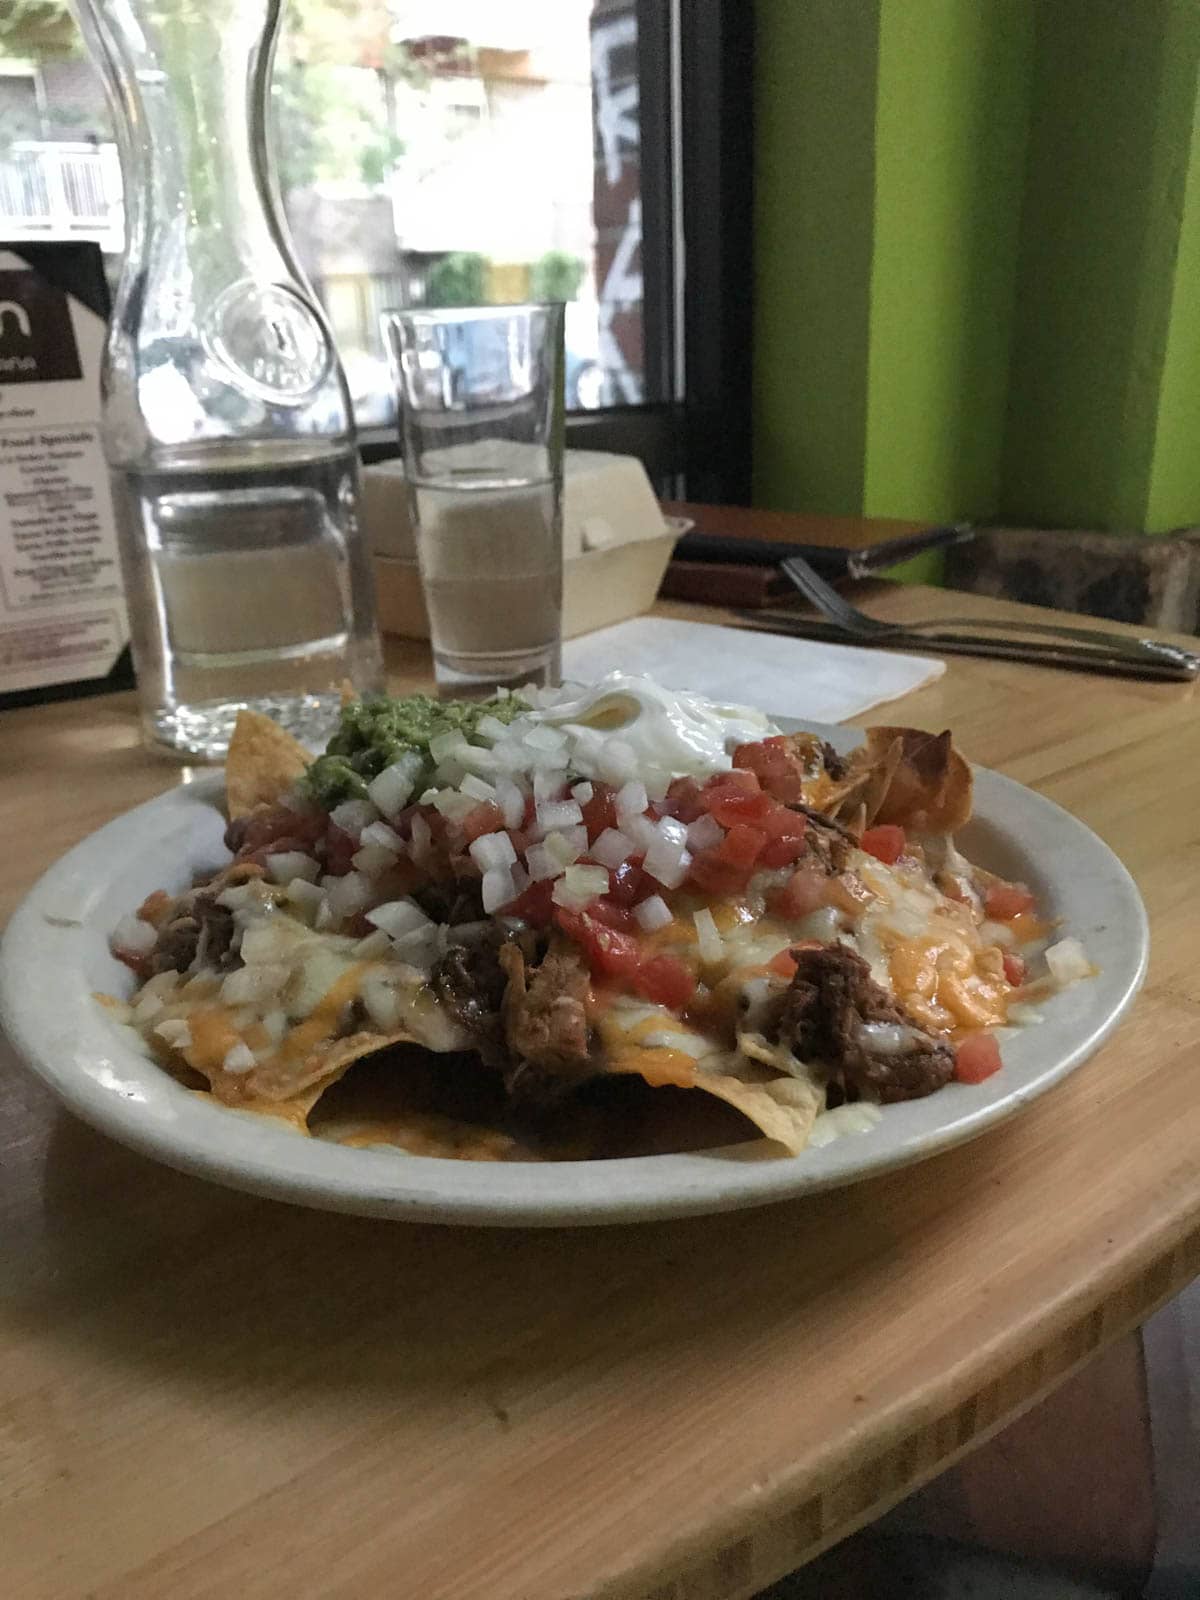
204 280 329 402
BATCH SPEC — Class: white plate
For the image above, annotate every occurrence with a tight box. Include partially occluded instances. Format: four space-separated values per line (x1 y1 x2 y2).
0 724 1148 1227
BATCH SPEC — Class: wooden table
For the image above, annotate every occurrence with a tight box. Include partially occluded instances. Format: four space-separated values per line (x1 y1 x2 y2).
3 583 1199 1600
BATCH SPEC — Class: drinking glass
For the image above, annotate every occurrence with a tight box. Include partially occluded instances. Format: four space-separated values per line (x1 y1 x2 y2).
383 304 564 696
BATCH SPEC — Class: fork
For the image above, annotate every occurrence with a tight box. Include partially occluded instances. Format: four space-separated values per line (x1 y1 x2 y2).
780 553 1200 679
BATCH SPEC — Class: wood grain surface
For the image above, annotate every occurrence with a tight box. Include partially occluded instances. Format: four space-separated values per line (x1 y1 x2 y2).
2 585 1198 1600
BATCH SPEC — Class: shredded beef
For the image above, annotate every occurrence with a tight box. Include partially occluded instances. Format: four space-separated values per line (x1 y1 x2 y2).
431 934 512 1067
412 875 486 927
821 741 849 782
500 941 594 1101
773 942 953 1103
791 807 854 875
149 894 236 975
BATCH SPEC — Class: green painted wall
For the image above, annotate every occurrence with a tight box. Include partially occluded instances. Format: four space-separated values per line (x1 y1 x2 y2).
866 0 1034 524
1000 0 1200 531
754 0 1200 540
753 0 879 515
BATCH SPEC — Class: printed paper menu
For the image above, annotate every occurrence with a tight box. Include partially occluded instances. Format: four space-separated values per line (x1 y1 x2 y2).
0 244 129 696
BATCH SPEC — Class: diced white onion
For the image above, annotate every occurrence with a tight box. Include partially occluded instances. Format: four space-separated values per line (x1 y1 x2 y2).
326 870 374 921
314 899 336 931
429 788 477 823
366 755 422 817
622 813 660 853
615 779 648 820
536 798 584 832
112 913 156 956
285 877 325 912
591 827 634 869
221 964 290 1004
643 769 671 804
216 882 258 911
359 820 405 853
352 843 399 878
533 767 568 802
635 894 673 932
552 864 608 909
366 899 431 939
469 830 517 873
409 812 433 862
260 1009 286 1045
132 991 164 1024
686 813 724 851
525 723 568 752
524 842 565 881
1045 936 1092 987
481 865 518 914
222 1041 257 1075
544 829 585 868
329 798 379 840
979 918 1017 949
361 971 405 1031
265 851 320 885
477 714 510 743
570 781 594 804
140 970 180 1000
693 907 724 963
353 927 393 959
429 730 471 764
644 819 692 889
495 776 525 830
855 1021 920 1055
460 773 497 802
154 1019 192 1049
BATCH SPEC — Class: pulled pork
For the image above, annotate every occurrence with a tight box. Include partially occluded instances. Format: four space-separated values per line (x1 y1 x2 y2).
429 933 594 1101
772 942 954 1103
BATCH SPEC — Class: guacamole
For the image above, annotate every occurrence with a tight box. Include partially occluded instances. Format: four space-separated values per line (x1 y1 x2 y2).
304 692 529 807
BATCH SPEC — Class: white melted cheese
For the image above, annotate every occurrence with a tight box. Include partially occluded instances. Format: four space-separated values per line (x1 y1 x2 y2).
538 673 774 782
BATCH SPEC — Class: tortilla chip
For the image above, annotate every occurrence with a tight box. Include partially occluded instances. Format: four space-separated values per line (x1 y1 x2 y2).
192 1028 420 1127
692 1061 824 1155
834 726 972 835
225 709 311 818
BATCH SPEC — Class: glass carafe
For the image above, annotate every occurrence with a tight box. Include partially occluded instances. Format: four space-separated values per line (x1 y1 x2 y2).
73 0 384 757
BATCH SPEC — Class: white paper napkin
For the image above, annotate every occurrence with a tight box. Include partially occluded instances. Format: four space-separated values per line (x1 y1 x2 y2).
561 617 944 723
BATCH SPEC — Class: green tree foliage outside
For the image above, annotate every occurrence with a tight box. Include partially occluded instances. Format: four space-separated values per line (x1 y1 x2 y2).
424 252 489 308
530 250 585 303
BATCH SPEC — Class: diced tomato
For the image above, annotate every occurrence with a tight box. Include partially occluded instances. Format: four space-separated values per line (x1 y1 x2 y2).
580 780 618 841
522 793 537 829
506 828 531 857
688 849 753 897
717 822 766 869
461 802 505 843
758 833 810 868
768 948 798 978
633 954 697 1009
555 907 642 979
860 824 906 865
322 823 358 877
1002 951 1027 987
758 803 808 841
766 864 827 921
607 859 647 907
589 896 636 932
705 786 773 829
502 877 556 928
985 882 1037 920
955 1032 1003 1083
731 735 807 804
663 776 704 823
706 766 760 794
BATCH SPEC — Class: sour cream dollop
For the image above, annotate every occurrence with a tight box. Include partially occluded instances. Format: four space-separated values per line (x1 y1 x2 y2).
535 673 775 783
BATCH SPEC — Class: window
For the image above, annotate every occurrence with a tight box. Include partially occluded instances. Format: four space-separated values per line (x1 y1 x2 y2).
0 0 752 498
